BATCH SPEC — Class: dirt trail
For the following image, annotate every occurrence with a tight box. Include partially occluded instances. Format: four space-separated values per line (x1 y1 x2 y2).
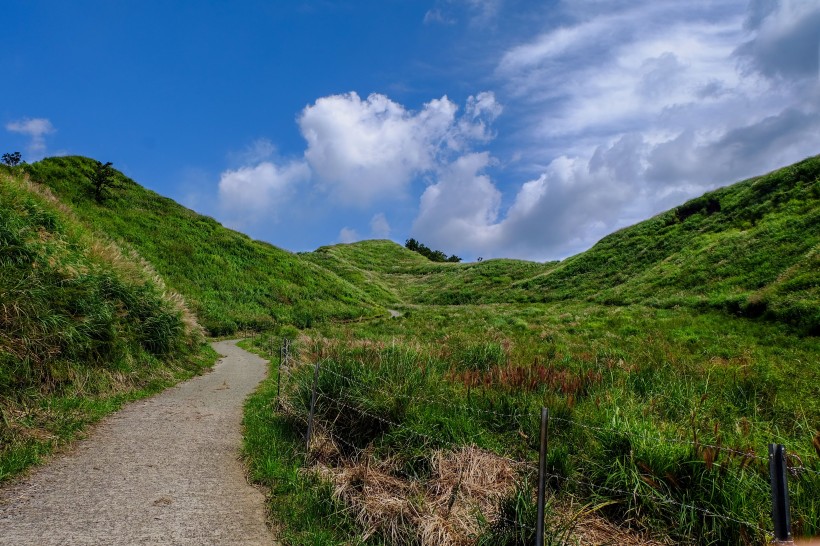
0 340 276 545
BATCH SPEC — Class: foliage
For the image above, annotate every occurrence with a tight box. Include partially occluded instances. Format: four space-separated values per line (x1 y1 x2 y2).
6 151 818 543
245 300 819 544
241 155 820 544
2 152 22 167
405 237 461 263
310 156 819 335
89 160 118 203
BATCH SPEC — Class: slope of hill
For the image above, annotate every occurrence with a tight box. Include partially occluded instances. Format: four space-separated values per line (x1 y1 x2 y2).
307 240 554 305
243 154 819 545
24 157 382 334
309 155 819 333
519 154 819 333
0 167 212 480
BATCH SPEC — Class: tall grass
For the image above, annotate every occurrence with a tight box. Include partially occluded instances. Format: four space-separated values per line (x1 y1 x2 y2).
244 299 819 544
0 169 214 481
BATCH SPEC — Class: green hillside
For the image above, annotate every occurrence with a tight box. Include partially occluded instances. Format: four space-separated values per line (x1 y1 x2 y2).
308 156 819 333
3 152 817 543
245 156 819 545
521 155 820 333
24 157 382 334
0 167 213 480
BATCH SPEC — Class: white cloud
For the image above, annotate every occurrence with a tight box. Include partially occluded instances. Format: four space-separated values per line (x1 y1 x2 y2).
369 213 391 238
338 227 359 244
229 138 276 165
218 160 310 221
298 91 500 206
466 91 503 120
453 0 820 260
412 152 502 253
5 117 55 159
207 2 819 262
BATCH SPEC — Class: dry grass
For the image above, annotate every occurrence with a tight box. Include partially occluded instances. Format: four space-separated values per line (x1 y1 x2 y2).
552 498 672 546
312 441 517 545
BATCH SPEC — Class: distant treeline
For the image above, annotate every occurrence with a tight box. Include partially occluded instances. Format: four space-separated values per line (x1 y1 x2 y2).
405 238 461 263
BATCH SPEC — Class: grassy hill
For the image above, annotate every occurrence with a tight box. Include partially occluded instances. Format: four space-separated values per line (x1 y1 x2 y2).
244 155 819 545
519 155 820 333
24 157 383 334
3 152 817 543
0 166 213 480
307 156 819 334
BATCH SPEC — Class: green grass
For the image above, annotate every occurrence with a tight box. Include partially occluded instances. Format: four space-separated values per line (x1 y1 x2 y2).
240 334 367 545
5 151 818 544
246 302 819 544
0 167 217 481
24 157 383 334
238 155 820 545
305 156 819 335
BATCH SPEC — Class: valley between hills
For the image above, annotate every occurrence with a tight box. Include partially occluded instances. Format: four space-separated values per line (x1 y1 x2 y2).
1 155 818 544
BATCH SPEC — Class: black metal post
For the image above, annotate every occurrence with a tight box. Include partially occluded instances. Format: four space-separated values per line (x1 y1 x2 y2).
276 345 283 400
769 443 792 543
536 407 549 546
305 359 322 455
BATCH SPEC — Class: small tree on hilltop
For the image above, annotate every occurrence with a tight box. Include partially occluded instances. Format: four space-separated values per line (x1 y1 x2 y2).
2 152 22 167
90 160 119 203
404 238 462 263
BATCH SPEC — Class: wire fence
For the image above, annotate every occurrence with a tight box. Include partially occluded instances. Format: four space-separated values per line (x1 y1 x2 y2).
251 335 820 545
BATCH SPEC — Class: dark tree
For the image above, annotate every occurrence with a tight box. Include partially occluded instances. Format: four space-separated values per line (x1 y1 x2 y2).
2 152 22 167
404 238 461 263
90 161 118 203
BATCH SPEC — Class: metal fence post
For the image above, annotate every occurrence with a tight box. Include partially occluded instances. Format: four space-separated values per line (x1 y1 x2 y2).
305 359 322 456
276 339 284 400
536 407 549 546
769 443 792 543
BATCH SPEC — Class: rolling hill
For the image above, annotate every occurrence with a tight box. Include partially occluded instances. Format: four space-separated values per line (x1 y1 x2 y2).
3 151 818 544
306 155 820 334
24 157 384 334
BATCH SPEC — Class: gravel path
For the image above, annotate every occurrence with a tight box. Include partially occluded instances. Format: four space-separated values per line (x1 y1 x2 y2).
0 340 276 545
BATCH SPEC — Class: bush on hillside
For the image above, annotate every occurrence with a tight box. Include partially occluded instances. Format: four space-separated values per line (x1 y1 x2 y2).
405 238 461 263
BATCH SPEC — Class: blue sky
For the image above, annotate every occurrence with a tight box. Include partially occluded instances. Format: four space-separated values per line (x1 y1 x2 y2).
3 0 819 261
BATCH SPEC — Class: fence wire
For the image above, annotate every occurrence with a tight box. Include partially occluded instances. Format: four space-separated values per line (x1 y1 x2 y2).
250 336 819 543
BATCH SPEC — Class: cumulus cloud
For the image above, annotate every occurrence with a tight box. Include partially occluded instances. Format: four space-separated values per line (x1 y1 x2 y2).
298 91 500 206
5 117 55 159
218 159 310 222
456 0 820 259
412 138 653 260
412 152 502 252
369 213 391 238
